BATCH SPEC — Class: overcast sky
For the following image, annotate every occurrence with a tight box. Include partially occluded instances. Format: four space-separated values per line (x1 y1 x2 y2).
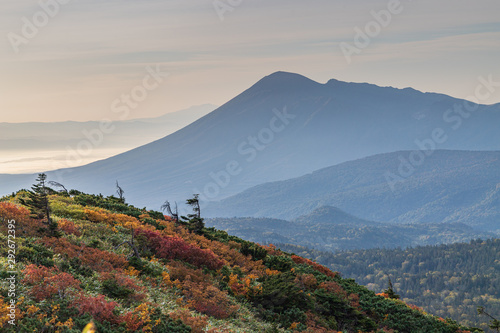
1 0 499 123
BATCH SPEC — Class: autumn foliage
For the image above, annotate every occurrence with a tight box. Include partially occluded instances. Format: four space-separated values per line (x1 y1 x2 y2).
1 190 478 333
292 255 339 279
136 229 224 270
72 294 120 324
0 202 44 236
22 265 81 301
41 237 128 272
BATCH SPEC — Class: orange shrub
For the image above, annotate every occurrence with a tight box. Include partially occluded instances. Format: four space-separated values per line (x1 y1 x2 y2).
57 218 81 236
166 261 208 284
0 202 45 237
181 278 239 319
295 274 318 290
169 309 208 333
121 303 152 331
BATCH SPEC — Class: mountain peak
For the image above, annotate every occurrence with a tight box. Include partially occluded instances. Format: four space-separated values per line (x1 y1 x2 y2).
293 205 376 226
250 71 320 92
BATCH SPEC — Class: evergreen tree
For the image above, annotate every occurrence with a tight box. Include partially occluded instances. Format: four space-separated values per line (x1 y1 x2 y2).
384 277 400 299
181 194 205 234
20 173 59 236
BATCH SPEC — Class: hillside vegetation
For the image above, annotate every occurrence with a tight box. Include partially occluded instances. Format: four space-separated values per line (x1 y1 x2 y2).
0 187 482 332
280 240 500 332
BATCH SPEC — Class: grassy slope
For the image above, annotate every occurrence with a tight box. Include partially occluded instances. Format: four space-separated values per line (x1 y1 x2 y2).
0 191 482 333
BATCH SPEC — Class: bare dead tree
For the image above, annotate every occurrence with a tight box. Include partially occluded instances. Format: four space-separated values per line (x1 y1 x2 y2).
116 181 125 202
48 181 69 194
478 307 500 331
115 228 140 259
161 200 179 224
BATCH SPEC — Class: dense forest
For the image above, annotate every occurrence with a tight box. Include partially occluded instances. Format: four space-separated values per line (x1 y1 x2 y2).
0 178 483 332
280 239 500 332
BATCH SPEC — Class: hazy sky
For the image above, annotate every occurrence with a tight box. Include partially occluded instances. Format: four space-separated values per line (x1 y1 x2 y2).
1 0 499 123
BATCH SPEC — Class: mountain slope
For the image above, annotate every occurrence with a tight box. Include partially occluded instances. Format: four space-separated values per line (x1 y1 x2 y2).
0 190 482 332
0 104 216 174
205 150 500 233
2 72 500 210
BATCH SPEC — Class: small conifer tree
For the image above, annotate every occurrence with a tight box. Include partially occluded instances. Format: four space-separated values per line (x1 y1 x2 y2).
20 173 59 236
384 277 400 299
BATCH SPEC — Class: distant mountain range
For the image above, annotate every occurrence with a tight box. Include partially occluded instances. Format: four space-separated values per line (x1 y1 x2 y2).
206 205 495 252
1 71 500 213
0 104 216 174
205 150 500 233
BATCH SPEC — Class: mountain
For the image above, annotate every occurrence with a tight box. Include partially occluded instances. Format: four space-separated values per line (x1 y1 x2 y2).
0 104 216 174
205 150 500 233
280 239 500 332
2 72 500 210
206 205 494 252
293 205 378 226
0 189 482 332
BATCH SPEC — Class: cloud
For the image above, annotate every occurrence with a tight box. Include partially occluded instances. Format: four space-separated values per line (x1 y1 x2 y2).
0 0 499 122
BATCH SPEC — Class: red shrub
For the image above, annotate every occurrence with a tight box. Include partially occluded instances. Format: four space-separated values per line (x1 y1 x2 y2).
40 237 128 272
79 247 128 272
318 281 348 300
72 294 120 324
99 272 146 302
136 229 223 270
22 265 81 301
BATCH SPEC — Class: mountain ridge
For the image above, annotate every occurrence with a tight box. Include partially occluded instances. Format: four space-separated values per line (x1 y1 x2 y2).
1 72 500 211
205 150 500 233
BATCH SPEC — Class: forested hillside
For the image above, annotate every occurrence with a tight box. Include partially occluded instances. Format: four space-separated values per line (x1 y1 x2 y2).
0 183 482 332
207 212 493 252
280 239 500 332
